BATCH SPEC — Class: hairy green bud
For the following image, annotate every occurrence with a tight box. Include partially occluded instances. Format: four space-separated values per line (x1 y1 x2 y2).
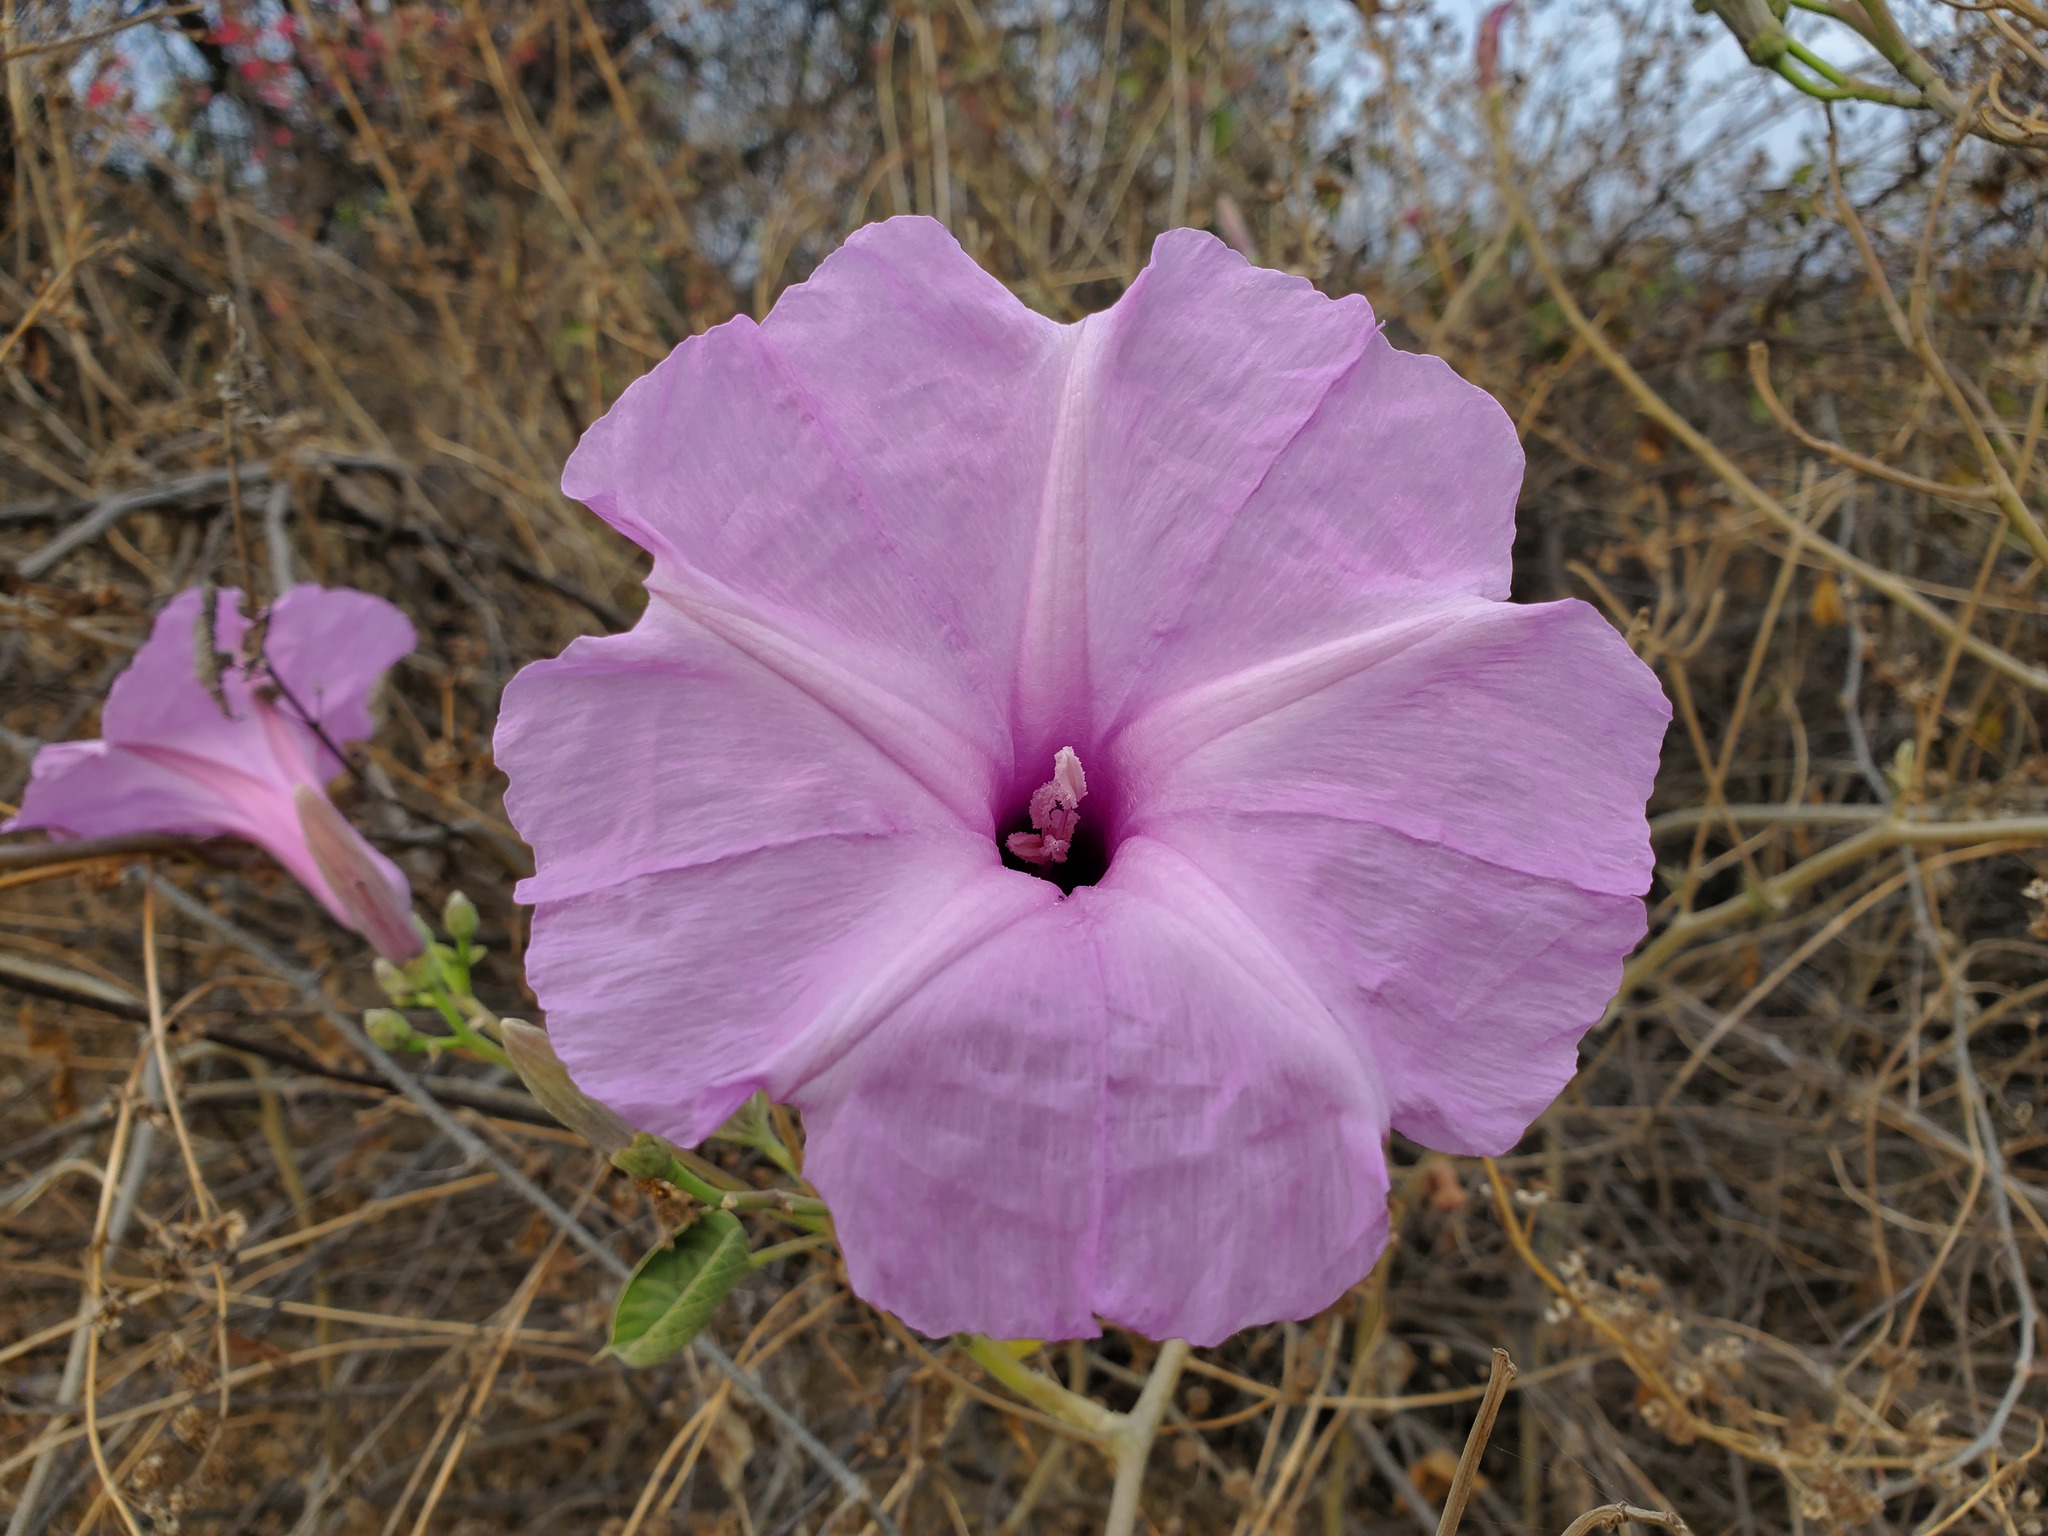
372 958 412 1003
364 1007 415 1050
443 890 480 944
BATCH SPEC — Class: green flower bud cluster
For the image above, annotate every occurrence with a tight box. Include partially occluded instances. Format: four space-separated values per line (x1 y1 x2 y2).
358 890 507 1068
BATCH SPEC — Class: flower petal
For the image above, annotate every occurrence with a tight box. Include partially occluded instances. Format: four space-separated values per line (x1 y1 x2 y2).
497 602 990 906
1166 819 1646 1156
800 841 1390 1346
99 585 411 783
1015 229 1376 757
500 600 1028 1144
1095 330 1524 730
1126 598 1666 894
95 588 286 776
526 838 1002 1150
563 217 1067 782
8 738 256 842
1127 599 1667 1154
261 585 417 772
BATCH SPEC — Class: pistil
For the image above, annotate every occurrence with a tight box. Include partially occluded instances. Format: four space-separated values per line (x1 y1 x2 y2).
1006 747 1087 866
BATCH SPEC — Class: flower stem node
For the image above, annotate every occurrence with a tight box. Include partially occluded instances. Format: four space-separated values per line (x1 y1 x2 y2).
612 1131 685 1183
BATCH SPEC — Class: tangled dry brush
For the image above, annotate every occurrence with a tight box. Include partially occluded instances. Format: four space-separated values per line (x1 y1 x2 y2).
1 0 2046 1532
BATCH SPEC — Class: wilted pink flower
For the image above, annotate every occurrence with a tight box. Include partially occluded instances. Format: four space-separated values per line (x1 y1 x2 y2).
497 218 1668 1346
7 585 420 960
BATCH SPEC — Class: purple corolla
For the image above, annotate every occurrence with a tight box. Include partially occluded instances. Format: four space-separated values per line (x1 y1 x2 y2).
496 218 1668 1345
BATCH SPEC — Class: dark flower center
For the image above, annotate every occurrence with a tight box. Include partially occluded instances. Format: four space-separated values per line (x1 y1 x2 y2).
1000 810 1111 892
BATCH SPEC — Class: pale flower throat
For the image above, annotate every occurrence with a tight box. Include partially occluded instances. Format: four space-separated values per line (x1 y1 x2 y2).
1005 746 1087 866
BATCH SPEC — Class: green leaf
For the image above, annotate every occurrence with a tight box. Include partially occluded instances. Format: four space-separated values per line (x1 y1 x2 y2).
609 1212 749 1368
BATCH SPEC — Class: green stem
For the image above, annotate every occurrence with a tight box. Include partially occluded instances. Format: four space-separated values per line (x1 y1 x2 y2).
714 1126 800 1175
1849 0 1965 117
719 1184 833 1235
657 1156 732 1208
1769 55 1920 106
1770 57 1848 100
963 1336 1118 1437
415 978 509 1068
964 1335 1192 1536
668 1153 830 1234
746 1234 831 1270
445 1015 510 1068
612 1137 732 1207
719 1188 828 1217
711 1094 800 1175
672 1145 748 1194
1782 37 1848 87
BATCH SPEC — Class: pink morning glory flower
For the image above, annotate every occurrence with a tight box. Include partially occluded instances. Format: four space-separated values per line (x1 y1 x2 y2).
496 218 1668 1347
7 585 420 961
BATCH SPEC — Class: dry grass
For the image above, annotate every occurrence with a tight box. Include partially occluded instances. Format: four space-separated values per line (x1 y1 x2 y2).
2 1 2045 1532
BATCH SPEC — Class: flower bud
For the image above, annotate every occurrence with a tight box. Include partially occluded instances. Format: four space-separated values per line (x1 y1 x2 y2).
443 890 480 944
364 1007 415 1050
502 1019 635 1156
292 784 423 963
1475 0 1515 91
373 957 412 1003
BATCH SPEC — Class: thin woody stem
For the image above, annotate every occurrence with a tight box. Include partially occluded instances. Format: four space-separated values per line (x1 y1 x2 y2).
1102 1339 1190 1536
1480 98 2048 696
1559 1505 1691 1536
1434 1348 1514 1536
1620 816 2048 992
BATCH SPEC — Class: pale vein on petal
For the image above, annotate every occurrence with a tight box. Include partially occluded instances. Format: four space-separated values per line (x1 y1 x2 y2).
1012 318 1102 756
764 867 1056 1100
1109 839 1383 1098
1108 595 1480 778
649 577 998 830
